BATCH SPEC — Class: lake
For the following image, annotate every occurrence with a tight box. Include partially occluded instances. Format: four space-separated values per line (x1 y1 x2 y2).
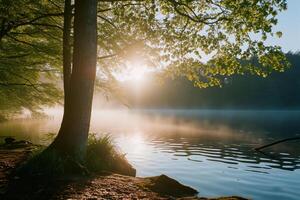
1 109 300 200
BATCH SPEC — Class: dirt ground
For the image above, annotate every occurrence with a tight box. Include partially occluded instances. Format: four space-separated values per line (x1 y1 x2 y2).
0 144 247 200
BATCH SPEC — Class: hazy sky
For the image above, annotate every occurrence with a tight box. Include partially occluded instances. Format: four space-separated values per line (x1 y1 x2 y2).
266 0 300 52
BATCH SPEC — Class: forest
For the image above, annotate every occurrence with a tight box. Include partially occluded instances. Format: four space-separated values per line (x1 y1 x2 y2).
1 0 299 200
126 52 300 109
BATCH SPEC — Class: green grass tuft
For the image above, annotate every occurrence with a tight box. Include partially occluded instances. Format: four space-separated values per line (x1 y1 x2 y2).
86 133 135 176
18 133 136 177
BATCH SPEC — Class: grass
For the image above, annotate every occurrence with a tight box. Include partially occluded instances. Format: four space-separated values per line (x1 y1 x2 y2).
86 133 135 175
86 133 117 172
17 133 135 177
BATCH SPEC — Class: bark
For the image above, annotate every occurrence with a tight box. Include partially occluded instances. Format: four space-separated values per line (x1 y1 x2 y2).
62 0 72 102
48 0 97 161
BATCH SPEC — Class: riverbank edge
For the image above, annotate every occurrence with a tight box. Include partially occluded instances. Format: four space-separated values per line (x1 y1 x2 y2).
0 142 248 200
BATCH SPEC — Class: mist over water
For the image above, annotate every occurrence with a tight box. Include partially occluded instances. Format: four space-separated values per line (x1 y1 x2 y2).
1 109 300 200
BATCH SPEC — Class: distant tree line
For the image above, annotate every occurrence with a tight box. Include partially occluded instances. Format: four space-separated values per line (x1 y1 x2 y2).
0 0 290 169
127 53 300 109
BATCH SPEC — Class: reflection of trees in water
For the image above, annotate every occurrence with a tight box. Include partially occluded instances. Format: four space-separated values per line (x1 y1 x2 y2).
149 136 300 172
160 110 300 138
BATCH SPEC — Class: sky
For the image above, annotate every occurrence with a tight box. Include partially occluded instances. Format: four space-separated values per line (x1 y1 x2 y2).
112 1 300 82
266 0 300 52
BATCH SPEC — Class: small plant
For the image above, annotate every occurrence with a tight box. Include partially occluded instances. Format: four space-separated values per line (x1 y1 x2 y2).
86 133 115 172
41 132 57 145
18 132 136 177
86 133 135 176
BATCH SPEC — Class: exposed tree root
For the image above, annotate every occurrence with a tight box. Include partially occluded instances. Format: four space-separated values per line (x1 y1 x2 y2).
17 148 89 177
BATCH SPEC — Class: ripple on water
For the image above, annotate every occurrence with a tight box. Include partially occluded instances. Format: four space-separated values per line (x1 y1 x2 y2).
173 152 189 157
126 137 300 200
247 165 272 170
2 111 300 200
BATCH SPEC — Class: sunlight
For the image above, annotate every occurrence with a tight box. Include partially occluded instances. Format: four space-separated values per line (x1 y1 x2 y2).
3 0 300 199
113 57 152 83
128 132 145 152
128 64 147 81
116 131 148 156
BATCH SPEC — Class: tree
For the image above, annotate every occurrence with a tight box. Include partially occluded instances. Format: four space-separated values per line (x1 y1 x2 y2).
0 0 64 120
47 0 97 161
0 0 289 166
62 0 72 105
94 0 288 88
121 52 300 109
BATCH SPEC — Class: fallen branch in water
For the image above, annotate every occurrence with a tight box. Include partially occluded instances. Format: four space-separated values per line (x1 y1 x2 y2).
255 137 300 151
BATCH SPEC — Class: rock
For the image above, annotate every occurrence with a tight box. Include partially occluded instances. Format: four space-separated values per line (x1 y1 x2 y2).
143 174 198 197
2 138 34 149
15 140 32 145
4 137 15 145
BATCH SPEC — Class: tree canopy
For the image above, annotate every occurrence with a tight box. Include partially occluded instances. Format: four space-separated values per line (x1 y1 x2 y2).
96 0 288 88
123 52 300 109
0 0 289 118
0 0 63 118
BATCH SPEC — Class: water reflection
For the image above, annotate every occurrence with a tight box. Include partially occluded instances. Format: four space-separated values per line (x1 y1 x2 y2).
147 137 300 172
0 109 300 200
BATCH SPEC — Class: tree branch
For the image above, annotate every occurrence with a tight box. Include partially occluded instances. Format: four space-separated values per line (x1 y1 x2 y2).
255 137 300 151
0 82 44 87
168 0 228 25
0 12 63 43
98 54 117 60
97 15 118 29
6 70 41 92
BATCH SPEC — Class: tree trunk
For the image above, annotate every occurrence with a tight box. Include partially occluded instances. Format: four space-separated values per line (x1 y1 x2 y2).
62 0 72 102
48 0 97 161
57 0 72 152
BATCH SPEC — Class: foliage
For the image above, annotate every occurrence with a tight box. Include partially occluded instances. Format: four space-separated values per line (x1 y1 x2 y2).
19 133 133 175
96 0 289 89
86 133 134 175
86 133 114 171
0 0 289 115
0 0 63 118
125 52 299 109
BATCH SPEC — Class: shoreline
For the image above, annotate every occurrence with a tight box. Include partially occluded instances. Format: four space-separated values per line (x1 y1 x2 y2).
0 141 247 200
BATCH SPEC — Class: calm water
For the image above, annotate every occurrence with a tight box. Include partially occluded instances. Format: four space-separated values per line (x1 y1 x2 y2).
1 109 300 200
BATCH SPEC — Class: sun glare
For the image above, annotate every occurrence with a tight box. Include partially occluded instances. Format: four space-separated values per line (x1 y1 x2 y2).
124 64 147 82
113 57 151 83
